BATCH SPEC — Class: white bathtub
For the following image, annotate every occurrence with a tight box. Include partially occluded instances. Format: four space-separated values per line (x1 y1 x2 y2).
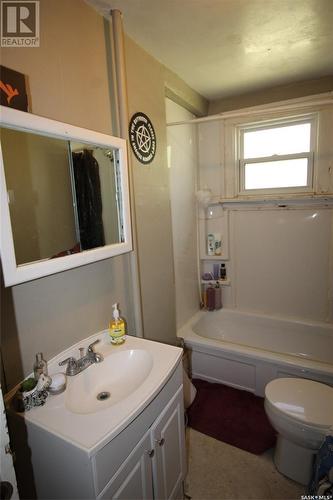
178 309 333 397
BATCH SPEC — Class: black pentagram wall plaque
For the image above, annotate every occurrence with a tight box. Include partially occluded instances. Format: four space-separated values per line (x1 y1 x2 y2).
129 112 156 164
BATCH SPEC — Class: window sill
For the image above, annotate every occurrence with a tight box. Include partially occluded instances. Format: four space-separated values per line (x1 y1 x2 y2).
219 194 333 207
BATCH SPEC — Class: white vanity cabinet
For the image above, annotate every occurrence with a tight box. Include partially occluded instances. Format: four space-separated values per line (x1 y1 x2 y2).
100 387 185 500
151 388 185 500
14 360 186 500
100 430 154 499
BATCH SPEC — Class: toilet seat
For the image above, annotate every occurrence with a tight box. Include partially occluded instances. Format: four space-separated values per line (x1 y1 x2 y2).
265 398 331 436
265 378 333 429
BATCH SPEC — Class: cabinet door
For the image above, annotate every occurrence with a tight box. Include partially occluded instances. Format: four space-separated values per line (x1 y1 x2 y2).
151 387 186 500
99 431 153 500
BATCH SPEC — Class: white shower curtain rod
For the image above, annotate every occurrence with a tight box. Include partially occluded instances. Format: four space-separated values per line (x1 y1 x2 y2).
166 92 333 126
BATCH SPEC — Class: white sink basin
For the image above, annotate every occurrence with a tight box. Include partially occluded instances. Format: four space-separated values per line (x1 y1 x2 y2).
65 349 153 414
16 335 182 451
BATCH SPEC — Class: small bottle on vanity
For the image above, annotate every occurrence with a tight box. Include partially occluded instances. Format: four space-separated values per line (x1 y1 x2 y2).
33 352 48 380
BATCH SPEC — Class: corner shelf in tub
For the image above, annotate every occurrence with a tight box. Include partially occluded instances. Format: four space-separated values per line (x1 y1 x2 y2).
200 255 229 261
201 279 231 286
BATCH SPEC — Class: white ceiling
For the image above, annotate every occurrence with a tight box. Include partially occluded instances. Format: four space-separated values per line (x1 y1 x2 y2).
87 0 333 101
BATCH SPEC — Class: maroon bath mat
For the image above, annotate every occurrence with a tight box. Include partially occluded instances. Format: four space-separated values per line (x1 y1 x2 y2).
188 379 276 455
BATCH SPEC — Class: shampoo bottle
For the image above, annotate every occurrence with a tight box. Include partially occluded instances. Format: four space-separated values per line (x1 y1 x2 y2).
214 282 222 310
206 285 215 311
214 233 222 255
220 263 227 280
207 234 215 256
109 303 126 345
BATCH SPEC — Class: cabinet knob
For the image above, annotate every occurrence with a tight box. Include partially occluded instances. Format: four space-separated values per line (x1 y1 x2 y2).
146 449 155 458
155 438 165 446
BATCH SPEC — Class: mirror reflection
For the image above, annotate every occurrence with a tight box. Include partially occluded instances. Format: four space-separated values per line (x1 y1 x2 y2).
0 128 123 266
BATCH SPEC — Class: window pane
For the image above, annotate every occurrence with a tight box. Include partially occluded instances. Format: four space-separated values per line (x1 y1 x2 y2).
244 158 308 190
243 123 311 159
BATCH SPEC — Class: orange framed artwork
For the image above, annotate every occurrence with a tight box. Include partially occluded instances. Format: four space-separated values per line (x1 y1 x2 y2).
0 65 29 111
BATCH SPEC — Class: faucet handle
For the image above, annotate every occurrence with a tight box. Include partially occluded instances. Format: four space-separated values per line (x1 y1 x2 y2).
59 356 75 366
59 356 78 376
87 339 100 353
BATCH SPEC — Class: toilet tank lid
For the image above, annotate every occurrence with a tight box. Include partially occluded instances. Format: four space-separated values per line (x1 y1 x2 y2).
265 378 333 428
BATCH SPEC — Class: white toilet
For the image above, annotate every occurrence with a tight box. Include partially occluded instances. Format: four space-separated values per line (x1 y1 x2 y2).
264 377 333 485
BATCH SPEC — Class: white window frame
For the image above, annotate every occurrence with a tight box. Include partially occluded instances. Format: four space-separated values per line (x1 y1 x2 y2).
238 114 318 196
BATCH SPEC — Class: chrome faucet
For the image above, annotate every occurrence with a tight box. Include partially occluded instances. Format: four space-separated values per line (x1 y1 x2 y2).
59 339 104 376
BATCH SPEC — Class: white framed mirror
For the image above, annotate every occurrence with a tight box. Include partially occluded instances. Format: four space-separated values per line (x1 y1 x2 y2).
0 106 132 286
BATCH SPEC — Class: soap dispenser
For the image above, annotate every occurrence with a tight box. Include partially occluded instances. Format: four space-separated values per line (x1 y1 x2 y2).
109 303 126 345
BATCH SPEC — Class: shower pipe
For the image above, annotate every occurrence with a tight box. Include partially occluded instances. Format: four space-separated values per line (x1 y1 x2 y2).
195 182 204 309
110 9 144 338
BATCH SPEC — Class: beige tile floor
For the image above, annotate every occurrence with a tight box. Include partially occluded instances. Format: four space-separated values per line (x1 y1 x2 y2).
185 428 305 500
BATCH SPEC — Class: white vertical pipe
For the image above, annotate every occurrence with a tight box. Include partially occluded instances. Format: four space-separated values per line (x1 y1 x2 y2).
110 9 144 338
110 10 128 139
